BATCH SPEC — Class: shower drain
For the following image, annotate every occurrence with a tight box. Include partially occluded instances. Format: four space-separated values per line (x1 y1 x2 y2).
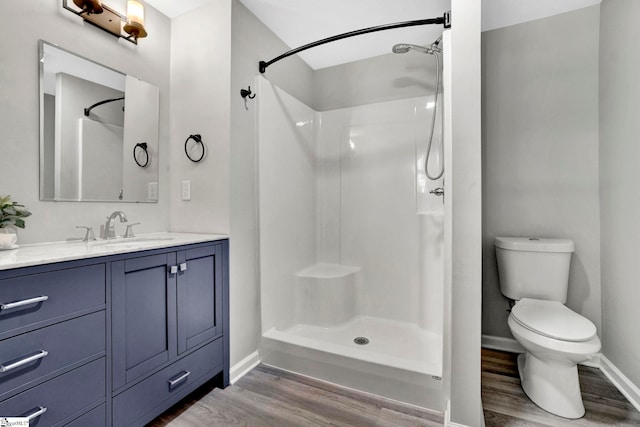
353 337 369 345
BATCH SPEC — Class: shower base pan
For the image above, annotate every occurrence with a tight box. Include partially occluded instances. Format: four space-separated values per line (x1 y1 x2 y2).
261 315 445 410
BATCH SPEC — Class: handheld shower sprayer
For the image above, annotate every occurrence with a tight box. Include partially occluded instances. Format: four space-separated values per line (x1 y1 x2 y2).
391 38 444 181
392 43 437 55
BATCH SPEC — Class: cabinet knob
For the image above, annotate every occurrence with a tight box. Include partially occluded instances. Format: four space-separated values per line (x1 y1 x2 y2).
179 262 187 272
170 265 178 275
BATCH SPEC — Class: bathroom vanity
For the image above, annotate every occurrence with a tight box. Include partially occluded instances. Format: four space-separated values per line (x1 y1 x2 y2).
0 233 229 426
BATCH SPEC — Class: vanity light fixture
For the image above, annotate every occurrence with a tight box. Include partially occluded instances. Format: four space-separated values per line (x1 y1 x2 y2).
62 0 148 45
124 1 148 39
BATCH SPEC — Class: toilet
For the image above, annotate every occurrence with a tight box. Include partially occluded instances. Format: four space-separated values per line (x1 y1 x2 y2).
494 237 601 419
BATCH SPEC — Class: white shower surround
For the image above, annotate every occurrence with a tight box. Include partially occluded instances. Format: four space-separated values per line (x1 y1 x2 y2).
257 74 447 408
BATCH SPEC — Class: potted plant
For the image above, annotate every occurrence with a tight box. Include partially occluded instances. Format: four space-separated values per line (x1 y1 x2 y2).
0 195 32 249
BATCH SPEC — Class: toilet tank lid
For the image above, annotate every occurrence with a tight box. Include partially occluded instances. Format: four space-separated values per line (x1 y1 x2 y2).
494 237 575 252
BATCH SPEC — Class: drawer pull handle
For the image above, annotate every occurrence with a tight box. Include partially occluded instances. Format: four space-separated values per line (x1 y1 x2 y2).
168 370 190 388
0 350 49 373
170 265 178 275
0 295 49 311
179 262 187 272
24 406 48 422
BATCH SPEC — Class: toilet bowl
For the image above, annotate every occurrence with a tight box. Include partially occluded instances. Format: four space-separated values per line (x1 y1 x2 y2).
507 298 601 419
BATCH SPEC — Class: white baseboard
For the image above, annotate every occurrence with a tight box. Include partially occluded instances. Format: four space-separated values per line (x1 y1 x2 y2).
229 350 260 384
599 355 640 413
481 334 525 353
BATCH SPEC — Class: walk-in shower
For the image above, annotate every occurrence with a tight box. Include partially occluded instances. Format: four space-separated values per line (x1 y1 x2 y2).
257 22 450 410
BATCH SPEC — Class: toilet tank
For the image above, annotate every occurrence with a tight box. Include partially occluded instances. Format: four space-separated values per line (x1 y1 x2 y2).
494 237 575 303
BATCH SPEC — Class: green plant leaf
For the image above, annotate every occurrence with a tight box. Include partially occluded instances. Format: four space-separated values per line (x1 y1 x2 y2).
0 195 30 229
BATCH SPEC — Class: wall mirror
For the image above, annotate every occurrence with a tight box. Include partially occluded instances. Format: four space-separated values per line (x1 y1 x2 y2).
39 40 159 202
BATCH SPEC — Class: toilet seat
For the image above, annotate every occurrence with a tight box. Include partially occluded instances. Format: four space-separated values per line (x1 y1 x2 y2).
511 298 596 342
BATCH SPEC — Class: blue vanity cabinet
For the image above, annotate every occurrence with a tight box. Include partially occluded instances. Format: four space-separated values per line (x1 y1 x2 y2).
0 260 107 426
0 237 228 426
111 239 229 426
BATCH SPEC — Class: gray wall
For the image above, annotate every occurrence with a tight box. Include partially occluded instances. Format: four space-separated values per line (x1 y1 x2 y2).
599 0 640 389
313 51 438 111
169 1 232 235
229 0 314 368
481 6 601 339
0 1 171 243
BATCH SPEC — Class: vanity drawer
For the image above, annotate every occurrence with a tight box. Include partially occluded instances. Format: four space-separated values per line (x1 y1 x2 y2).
113 338 223 427
66 403 106 427
0 264 105 337
0 357 105 425
0 311 105 400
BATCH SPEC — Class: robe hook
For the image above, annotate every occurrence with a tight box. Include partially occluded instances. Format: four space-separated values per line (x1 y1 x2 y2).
240 86 256 100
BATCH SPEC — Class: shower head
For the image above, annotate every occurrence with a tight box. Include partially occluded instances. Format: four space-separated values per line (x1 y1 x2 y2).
392 43 428 54
392 43 436 55
392 43 413 54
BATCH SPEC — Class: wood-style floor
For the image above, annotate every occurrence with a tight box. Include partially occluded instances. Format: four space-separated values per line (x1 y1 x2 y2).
482 348 640 426
147 364 444 426
148 350 640 426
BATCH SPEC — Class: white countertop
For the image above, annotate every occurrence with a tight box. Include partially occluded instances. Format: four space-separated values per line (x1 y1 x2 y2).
0 232 229 271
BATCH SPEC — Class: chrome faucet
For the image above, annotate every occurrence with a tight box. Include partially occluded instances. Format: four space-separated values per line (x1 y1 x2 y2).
103 211 128 239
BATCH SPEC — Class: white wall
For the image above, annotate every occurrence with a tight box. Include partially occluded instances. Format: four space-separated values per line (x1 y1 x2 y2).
448 0 483 424
229 0 314 368
0 1 171 243
169 1 231 235
481 6 601 339
599 0 640 391
317 97 444 330
313 52 439 111
257 77 317 331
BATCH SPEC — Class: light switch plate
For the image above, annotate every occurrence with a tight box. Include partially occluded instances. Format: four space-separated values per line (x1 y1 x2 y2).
181 180 191 201
148 182 158 201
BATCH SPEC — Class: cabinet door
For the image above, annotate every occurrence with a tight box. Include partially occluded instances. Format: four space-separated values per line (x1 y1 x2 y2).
112 253 177 390
177 244 223 354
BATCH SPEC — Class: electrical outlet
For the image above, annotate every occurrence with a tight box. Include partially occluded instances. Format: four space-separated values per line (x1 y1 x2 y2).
181 180 191 201
148 182 158 201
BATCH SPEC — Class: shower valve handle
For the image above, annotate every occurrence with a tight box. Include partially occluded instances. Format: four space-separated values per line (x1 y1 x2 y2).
429 187 445 197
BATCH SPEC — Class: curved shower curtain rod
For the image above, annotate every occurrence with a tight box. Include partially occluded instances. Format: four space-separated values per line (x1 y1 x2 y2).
258 11 451 74
84 96 125 117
